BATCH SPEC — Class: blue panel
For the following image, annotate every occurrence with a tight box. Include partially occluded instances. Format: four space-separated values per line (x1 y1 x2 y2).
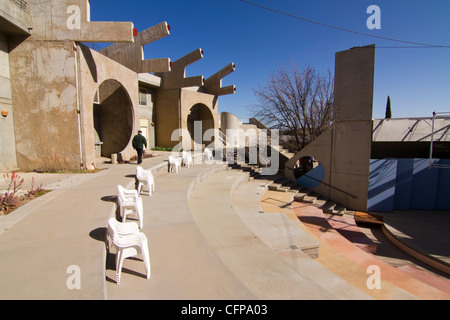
297 164 324 188
410 159 439 210
394 159 414 210
368 159 397 211
436 159 450 210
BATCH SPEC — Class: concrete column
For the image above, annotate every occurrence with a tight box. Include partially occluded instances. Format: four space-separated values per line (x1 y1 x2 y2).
330 45 375 211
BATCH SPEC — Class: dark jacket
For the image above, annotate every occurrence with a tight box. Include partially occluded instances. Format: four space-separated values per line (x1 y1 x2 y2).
132 133 147 150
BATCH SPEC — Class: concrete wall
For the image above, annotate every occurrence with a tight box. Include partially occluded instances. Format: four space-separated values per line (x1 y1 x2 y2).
8 40 139 171
154 87 219 150
154 88 180 148
180 88 218 151
0 32 18 171
77 44 139 168
285 45 375 211
28 0 133 43
9 38 81 171
0 1 31 171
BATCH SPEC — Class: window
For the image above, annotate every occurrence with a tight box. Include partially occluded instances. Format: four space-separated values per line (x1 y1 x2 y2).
139 88 148 106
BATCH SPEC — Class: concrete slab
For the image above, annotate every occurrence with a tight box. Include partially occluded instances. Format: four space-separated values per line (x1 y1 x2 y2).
106 162 256 299
188 170 337 299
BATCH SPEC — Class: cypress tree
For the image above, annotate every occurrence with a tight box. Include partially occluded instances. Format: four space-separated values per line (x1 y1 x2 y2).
385 96 392 118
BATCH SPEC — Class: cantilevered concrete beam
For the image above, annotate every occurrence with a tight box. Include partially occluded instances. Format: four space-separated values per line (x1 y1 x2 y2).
204 63 236 96
99 22 171 73
28 0 134 42
156 48 204 89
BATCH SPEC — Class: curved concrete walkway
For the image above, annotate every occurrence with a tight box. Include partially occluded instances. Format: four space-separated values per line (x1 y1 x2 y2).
106 162 258 299
0 154 449 300
189 170 342 299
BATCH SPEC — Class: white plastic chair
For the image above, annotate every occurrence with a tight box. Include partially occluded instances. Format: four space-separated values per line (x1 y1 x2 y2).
136 166 155 196
168 156 181 173
106 218 151 285
117 185 144 228
203 148 213 161
182 151 193 167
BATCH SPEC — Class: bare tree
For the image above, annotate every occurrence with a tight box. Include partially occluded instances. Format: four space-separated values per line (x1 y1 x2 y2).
252 64 334 151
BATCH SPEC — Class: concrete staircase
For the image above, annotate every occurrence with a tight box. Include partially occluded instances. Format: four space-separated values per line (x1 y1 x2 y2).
265 175 355 216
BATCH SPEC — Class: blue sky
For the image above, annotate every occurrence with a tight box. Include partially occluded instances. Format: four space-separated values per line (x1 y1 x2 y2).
90 0 450 121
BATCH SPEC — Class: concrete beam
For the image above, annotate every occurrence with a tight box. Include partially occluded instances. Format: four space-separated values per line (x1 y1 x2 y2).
139 21 170 45
28 0 134 42
99 22 171 73
156 48 204 89
204 62 236 96
0 0 32 35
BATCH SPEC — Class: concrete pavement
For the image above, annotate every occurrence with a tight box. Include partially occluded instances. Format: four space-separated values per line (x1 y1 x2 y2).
0 154 170 299
0 152 449 299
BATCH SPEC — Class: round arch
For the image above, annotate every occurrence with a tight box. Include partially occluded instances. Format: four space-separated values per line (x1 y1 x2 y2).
186 103 215 149
93 79 134 158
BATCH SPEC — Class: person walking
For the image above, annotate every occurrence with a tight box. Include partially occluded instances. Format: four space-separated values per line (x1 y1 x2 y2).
132 130 147 164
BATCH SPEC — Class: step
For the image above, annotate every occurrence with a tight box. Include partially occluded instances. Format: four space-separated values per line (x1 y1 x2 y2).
397 265 450 295
189 169 338 299
332 204 346 216
313 198 328 207
234 179 373 300
293 191 310 202
324 212 378 254
303 194 317 203
277 186 290 192
322 201 337 214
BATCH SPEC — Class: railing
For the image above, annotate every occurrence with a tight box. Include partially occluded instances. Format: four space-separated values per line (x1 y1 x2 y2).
82 42 104 51
9 0 27 11
429 111 450 169
217 130 232 147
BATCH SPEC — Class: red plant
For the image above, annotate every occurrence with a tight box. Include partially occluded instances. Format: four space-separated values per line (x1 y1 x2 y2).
1 171 24 213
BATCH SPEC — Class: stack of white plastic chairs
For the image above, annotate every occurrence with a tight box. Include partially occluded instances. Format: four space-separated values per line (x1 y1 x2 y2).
108 166 157 284
117 185 144 229
106 217 150 285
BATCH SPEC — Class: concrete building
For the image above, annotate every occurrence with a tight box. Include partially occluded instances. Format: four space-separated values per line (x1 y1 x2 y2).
0 0 235 171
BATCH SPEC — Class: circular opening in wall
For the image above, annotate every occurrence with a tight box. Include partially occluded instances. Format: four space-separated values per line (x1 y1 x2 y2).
294 156 324 188
93 79 133 158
